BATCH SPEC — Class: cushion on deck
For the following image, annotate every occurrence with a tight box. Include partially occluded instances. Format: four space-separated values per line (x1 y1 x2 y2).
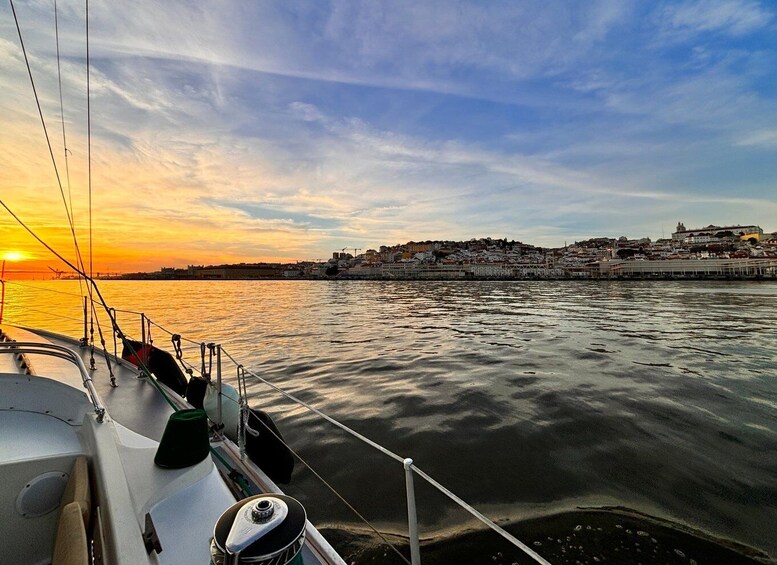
52 502 88 565
61 456 91 530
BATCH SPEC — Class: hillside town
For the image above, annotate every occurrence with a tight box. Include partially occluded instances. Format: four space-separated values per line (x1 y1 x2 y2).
121 222 777 280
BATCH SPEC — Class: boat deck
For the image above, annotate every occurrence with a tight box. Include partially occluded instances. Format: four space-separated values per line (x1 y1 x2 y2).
5 326 175 441
0 325 346 565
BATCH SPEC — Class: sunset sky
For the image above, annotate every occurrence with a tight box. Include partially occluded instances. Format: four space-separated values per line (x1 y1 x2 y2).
1 1 776 276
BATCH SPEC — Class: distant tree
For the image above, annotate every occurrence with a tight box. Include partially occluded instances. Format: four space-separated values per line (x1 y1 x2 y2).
617 248 637 259
325 265 339 276
747 237 758 245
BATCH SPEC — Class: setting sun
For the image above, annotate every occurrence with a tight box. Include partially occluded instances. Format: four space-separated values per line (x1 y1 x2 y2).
2 252 24 262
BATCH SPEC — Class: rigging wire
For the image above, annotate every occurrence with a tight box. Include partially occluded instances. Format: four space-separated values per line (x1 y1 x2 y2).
8 0 87 280
2 280 85 298
0 199 175 405
85 0 96 365
5 0 183 421
9 0 105 372
85 0 94 284
90 298 115 384
53 0 84 299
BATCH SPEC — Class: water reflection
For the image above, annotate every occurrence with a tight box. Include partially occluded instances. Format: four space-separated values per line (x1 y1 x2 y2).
3 279 776 557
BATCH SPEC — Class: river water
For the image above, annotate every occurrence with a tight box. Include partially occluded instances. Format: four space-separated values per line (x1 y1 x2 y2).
3 280 776 562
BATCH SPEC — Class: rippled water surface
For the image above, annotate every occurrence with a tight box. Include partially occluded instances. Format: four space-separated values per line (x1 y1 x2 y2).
4 280 776 559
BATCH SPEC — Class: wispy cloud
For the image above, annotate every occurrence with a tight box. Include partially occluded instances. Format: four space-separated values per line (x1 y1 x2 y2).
736 128 777 147
658 0 772 38
1 1 775 272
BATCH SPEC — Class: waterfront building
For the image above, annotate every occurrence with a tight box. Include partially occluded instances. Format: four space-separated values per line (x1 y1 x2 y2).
345 264 382 278
672 222 763 242
194 264 284 279
597 258 777 278
381 263 468 279
471 264 514 278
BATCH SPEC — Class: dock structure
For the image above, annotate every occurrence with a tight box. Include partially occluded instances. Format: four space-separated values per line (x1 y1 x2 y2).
343 258 777 280
597 258 777 279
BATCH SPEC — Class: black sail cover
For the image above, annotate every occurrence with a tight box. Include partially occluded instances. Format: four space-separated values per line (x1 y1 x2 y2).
245 408 295 484
121 339 188 396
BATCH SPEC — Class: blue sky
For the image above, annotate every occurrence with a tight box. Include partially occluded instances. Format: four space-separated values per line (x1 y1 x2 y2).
1 0 776 268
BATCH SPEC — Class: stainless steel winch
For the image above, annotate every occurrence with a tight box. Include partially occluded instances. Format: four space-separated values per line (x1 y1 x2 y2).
210 494 306 565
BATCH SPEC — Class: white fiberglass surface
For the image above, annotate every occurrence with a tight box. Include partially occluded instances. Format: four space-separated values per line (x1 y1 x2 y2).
149 465 235 564
0 411 82 463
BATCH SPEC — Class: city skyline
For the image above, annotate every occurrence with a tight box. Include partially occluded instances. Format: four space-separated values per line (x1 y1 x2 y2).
5 220 773 281
2 1 777 275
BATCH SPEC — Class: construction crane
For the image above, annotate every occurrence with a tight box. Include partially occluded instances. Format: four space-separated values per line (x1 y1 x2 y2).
48 266 64 280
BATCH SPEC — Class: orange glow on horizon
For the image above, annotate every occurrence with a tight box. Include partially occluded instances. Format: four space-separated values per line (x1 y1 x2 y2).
0 142 320 277
0 87 341 272
0 224 304 279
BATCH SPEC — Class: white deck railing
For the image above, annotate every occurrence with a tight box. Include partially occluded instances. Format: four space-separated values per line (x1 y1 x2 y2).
0 339 106 422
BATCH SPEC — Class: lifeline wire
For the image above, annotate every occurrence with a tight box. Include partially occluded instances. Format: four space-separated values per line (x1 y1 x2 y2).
220 347 404 465
111 306 145 316
9 305 83 323
246 411 412 565
411 466 552 565
149 319 202 346
2 280 85 298
220 347 552 565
